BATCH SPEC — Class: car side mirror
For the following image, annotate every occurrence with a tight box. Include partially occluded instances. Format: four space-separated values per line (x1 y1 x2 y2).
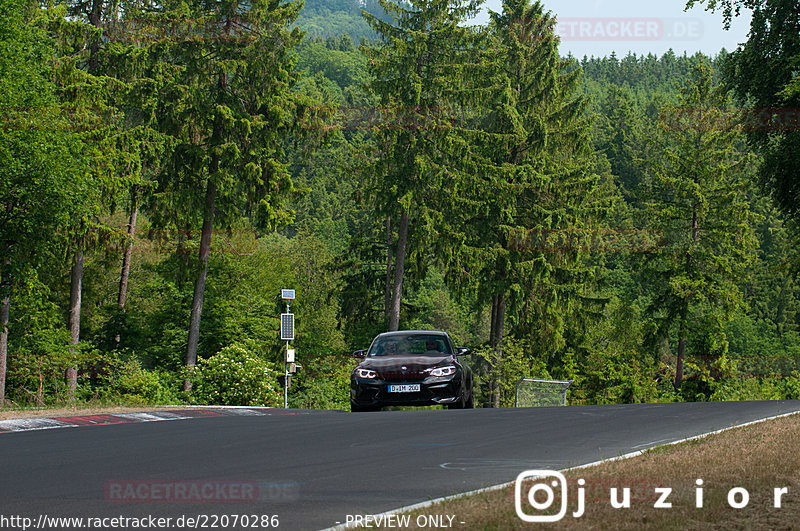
456 347 471 356
352 349 366 359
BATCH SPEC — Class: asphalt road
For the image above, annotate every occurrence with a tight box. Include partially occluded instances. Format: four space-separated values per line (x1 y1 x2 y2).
1 401 799 530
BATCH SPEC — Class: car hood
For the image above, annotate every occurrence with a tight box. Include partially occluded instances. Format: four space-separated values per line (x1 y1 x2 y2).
357 355 454 379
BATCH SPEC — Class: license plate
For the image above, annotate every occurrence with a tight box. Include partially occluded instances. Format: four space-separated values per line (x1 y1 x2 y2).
388 384 421 393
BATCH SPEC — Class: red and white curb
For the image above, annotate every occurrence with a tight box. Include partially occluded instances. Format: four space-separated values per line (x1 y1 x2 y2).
0 406 298 434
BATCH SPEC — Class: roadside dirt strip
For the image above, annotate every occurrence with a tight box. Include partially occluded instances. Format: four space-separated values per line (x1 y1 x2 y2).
0 407 305 433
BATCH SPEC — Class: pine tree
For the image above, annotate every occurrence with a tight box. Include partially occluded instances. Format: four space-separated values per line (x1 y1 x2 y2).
596 84 643 196
133 0 311 389
686 0 800 226
91 0 173 346
640 60 757 389
441 0 611 405
362 0 483 331
37 0 143 396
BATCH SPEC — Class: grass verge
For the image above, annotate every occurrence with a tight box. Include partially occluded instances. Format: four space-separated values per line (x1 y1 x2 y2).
368 412 800 530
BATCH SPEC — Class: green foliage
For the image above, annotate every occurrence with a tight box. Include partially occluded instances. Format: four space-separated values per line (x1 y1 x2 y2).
2 0 799 412
741 188 800 338
109 230 345 369
288 356 352 410
144 0 308 235
124 0 327 377
593 84 646 195
188 344 281 407
116 270 193 372
710 374 800 401
442 0 614 394
289 374 351 410
577 298 663 404
4 272 75 404
295 37 369 93
105 358 179 405
404 269 476 347
361 0 486 330
297 0 388 42
473 338 550 407
725 312 800 376
639 59 758 388
689 0 800 230
581 51 715 97
335 219 391 349
244 233 347 360
0 0 93 279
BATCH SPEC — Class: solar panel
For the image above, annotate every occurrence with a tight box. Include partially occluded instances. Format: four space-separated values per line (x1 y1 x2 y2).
280 313 294 340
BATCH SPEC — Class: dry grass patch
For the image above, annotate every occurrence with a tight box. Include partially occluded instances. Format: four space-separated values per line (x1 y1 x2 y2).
373 413 800 530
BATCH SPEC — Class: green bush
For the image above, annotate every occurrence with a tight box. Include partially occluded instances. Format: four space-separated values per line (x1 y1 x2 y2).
288 356 353 410
289 375 350 410
473 338 551 408
780 373 800 399
711 377 785 401
189 344 281 407
109 359 179 405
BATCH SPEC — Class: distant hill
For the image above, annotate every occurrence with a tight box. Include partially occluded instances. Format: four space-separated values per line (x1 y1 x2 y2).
296 0 389 42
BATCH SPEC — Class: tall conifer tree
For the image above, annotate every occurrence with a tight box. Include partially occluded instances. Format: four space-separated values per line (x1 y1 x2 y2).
49 0 141 396
442 0 609 404
686 0 800 226
362 0 482 331
134 0 309 389
641 60 757 389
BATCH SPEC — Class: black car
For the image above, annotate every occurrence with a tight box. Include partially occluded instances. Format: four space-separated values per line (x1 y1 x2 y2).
350 330 474 412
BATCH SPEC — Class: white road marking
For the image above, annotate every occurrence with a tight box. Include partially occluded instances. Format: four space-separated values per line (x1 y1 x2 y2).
631 438 673 449
114 412 182 422
0 406 277 433
0 418 76 431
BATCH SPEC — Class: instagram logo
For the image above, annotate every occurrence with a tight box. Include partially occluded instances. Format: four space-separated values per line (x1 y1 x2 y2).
515 470 585 522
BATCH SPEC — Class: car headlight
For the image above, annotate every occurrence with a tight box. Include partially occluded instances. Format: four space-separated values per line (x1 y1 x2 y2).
430 365 456 377
355 368 378 379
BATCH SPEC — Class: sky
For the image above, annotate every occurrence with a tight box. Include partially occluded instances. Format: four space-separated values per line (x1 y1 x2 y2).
471 0 753 59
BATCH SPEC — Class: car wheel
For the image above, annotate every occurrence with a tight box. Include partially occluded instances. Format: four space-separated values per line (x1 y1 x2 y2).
465 391 474 409
447 394 466 410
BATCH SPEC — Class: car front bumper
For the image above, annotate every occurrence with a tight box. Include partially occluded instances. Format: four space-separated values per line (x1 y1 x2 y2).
350 376 463 407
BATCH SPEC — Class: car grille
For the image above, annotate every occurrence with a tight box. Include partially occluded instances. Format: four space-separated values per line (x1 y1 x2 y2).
376 367 428 380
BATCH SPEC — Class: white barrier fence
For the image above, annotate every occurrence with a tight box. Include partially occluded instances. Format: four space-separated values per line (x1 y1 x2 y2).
514 378 574 407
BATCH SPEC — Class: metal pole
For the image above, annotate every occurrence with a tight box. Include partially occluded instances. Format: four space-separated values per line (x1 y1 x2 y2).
562 380 573 406
284 300 290 409
284 340 289 409
280 293 294 409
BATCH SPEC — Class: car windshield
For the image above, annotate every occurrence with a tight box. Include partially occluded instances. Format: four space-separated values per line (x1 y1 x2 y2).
368 334 452 357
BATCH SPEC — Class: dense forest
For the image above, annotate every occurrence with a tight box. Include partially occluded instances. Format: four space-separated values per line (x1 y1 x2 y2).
1 0 799 410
